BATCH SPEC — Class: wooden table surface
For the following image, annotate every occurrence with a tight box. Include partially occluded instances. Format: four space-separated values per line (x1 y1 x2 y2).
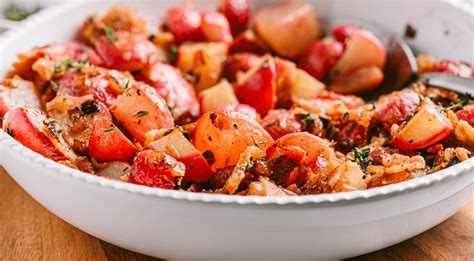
0 167 472 260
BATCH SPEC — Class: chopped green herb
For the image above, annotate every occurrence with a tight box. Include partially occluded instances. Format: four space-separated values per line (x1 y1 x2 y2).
250 136 267 147
50 81 59 91
54 65 62 73
43 118 59 125
448 102 463 112
459 92 473 104
123 80 130 94
296 113 316 126
75 59 89 72
352 147 373 172
261 61 269 69
43 118 62 137
342 112 349 120
135 111 149 117
4 4 40 21
245 162 254 172
103 26 117 43
109 77 120 88
103 127 115 132
274 155 287 165
167 45 178 64
66 58 74 68
404 112 411 121
447 155 461 167
6 128 14 137
447 92 473 112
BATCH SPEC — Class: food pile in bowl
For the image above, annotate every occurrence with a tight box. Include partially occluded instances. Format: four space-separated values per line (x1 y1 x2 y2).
1 1 473 196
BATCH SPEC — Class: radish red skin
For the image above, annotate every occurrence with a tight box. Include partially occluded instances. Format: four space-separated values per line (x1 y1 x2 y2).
89 117 138 162
136 62 199 123
94 32 159 72
224 52 261 81
235 57 277 117
219 0 251 35
218 104 258 120
201 10 233 43
376 91 421 131
109 83 174 144
298 38 343 80
3 107 69 161
167 3 204 44
130 150 183 189
193 109 273 171
261 110 303 140
266 132 330 165
456 107 474 127
332 24 360 44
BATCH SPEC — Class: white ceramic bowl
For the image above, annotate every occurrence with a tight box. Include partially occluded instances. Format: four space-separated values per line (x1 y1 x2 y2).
1 0 473 259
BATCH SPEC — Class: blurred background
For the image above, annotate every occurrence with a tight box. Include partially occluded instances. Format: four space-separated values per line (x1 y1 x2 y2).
0 0 473 35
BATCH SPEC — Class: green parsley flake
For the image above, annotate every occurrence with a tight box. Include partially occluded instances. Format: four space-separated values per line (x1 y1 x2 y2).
352 147 373 172
135 111 149 117
103 127 115 132
104 26 117 43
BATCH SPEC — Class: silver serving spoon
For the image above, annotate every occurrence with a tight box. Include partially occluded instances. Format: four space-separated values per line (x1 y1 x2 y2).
383 35 474 95
322 16 474 96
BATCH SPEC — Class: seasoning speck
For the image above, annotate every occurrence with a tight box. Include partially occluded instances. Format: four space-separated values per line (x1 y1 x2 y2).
135 111 149 117
404 23 417 39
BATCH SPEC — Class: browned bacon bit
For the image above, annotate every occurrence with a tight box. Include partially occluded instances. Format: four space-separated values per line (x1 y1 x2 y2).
247 176 294 196
223 146 265 194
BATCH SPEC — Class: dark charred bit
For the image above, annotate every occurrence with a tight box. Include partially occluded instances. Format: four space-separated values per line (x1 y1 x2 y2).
80 100 100 115
183 132 190 141
210 167 233 189
404 23 417 39
269 157 300 187
148 34 156 41
131 70 142 76
209 112 217 125
202 150 215 166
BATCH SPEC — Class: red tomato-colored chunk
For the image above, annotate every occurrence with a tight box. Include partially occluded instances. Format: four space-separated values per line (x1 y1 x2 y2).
219 0 251 35
166 3 204 44
109 83 174 144
89 117 138 162
234 56 277 116
298 38 344 80
456 107 474 127
94 31 160 71
130 150 185 189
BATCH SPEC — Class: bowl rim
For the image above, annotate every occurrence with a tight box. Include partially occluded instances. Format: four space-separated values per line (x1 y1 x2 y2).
0 0 473 206
2 129 473 206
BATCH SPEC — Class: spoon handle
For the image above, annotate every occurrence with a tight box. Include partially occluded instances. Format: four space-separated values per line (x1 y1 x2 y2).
420 73 474 94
